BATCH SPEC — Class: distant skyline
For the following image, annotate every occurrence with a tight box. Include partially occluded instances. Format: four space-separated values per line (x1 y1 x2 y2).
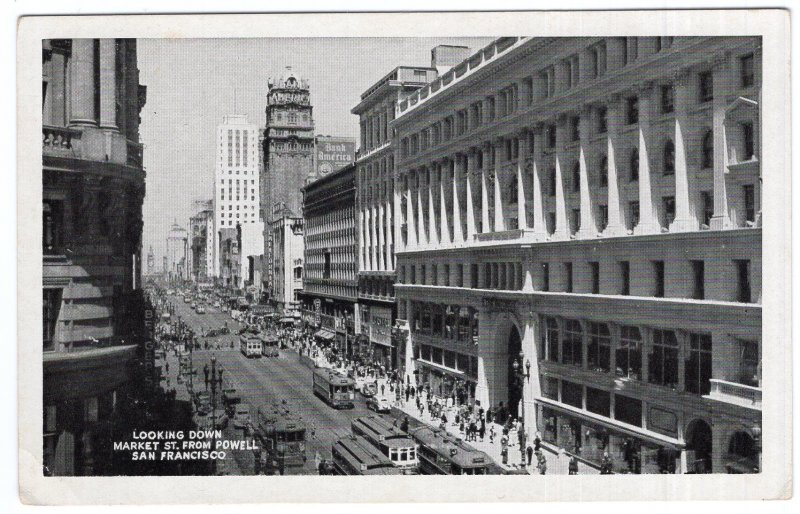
138 37 495 266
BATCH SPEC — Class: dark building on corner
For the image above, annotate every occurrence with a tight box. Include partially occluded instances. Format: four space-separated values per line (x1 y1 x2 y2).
42 38 148 476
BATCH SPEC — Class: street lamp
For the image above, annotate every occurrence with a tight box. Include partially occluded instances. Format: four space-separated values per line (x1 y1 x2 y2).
511 351 531 428
208 355 224 474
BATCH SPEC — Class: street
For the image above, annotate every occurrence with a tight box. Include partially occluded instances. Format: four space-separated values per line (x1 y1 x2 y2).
170 297 375 475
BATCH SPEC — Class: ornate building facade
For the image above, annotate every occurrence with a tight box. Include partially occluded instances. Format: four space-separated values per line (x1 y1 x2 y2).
352 48 466 370
189 199 214 283
392 37 761 474
300 164 358 354
270 213 305 317
42 38 147 475
261 68 315 299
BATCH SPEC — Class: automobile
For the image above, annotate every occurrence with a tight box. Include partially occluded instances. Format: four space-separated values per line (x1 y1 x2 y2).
184 297 191 303
233 404 251 429
360 381 378 398
196 306 206 314
366 396 392 413
213 301 220 308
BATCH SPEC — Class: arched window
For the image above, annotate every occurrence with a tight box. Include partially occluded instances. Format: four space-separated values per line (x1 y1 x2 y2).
663 140 675 175
629 149 639 182
702 130 714 169
599 155 608 187
572 162 580 192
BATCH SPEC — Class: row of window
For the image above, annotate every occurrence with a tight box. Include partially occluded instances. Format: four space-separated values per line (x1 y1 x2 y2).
398 255 754 303
413 344 479 379
540 316 759 392
410 302 479 344
399 49 756 163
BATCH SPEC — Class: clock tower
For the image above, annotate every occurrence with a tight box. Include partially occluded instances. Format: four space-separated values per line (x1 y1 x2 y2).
261 67 315 298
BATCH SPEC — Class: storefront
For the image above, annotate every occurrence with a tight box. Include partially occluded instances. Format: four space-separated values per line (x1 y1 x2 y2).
536 401 681 474
415 360 477 406
359 304 394 370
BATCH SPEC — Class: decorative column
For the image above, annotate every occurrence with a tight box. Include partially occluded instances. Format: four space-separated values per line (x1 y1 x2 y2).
99 39 118 130
577 106 597 238
670 69 699 232
439 159 451 245
377 181 386 271
464 151 477 238
531 125 547 238
493 140 506 232
553 116 570 239
427 166 439 246
69 38 97 126
452 156 464 243
406 172 417 248
394 174 405 253
605 94 625 235
385 179 394 270
517 131 530 230
416 170 427 247
634 83 659 235
371 181 379 267
480 145 492 233
710 53 735 230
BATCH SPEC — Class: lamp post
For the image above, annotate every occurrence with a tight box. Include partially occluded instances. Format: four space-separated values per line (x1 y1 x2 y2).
208 355 224 474
511 351 531 431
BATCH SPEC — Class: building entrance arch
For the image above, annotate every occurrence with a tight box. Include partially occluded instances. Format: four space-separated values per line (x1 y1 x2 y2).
685 419 713 473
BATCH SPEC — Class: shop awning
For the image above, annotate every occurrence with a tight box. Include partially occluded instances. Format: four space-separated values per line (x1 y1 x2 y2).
314 329 336 341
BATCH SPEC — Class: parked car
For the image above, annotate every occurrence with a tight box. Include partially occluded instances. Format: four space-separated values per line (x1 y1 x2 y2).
360 381 378 398
233 404 251 429
196 306 206 314
366 396 391 413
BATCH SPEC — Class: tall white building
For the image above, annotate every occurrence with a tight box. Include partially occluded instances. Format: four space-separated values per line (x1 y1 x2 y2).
214 114 264 282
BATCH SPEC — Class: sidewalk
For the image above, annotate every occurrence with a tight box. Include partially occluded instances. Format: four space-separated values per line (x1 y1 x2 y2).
393 397 599 475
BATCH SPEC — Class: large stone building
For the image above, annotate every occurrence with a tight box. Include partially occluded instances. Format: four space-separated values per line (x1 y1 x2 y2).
213 114 264 286
261 68 315 298
270 212 305 317
391 36 761 474
189 199 214 283
300 163 358 354
42 38 147 475
165 222 188 283
352 46 469 370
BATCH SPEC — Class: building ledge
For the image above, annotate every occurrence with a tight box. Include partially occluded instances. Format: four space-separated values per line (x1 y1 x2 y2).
704 379 762 410
43 344 138 374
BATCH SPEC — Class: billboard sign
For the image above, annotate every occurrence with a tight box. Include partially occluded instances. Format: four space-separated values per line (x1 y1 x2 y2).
315 137 355 177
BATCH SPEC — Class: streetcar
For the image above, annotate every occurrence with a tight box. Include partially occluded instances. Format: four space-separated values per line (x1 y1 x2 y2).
260 333 280 358
239 333 262 358
330 435 402 476
351 415 419 474
408 425 491 475
312 368 355 409
253 403 307 471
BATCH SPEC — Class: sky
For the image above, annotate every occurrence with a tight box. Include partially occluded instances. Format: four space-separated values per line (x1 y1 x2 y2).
138 37 495 265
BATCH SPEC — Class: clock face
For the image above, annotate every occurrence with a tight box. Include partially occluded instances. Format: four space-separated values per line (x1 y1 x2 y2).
319 162 333 175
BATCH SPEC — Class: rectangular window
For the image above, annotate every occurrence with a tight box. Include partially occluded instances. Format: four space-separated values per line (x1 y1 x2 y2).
735 259 752 303
561 381 583 408
597 106 608 134
598 205 608 231
570 208 580 235
620 261 630 295
590 261 600 294
626 96 639 125
739 340 760 387
586 387 611 417
663 196 676 227
661 84 675 114
544 317 559 363
691 260 705 299
323 252 331 279
649 329 679 388
561 319 583 367
549 168 557 196
742 122 755 160
546 124 557 149
629 201 640 230
614 395 642 427
701 191 714 226
588 322 611 373
541 262 550 292
43 199 64 254
740 53 755 88
617 326 642 380
653 260 665 297
564 262 573 293
570 116 580 142
685 333 713 395
743 184 756 223
43 289 62 351
547 212 556 235
699 71 714 103
470 263 478 288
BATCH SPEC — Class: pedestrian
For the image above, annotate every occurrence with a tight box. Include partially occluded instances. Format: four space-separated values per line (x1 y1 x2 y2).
401 416 409 433
405 387 411 403
517 426 526 453
486 407 493 424
569 455 579 475
381 383 385 396
537 452 547 475
479 418 486 442
600 452 613 475
526 444 534 466
489 424 496 444
534 432 542 452
501 444 508 465
165 361 170 373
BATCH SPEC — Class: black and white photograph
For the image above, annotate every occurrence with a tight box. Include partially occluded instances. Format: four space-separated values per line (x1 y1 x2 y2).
15 9 791 504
